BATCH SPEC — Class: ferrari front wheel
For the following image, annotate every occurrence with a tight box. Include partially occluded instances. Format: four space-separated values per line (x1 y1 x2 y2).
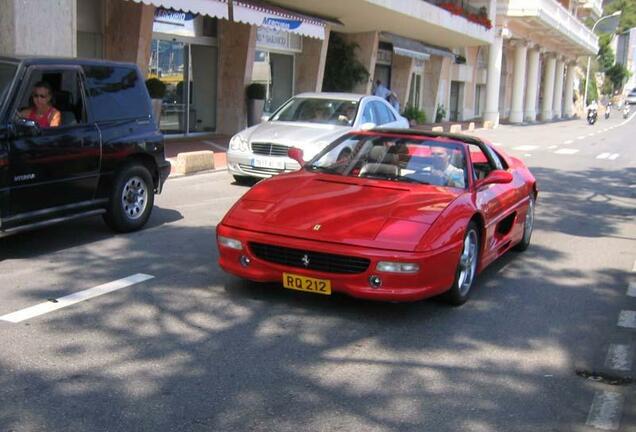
445 222 480 306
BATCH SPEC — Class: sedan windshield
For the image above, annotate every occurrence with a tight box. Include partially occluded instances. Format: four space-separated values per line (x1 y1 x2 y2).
306 134 468 188
0 63 17 111
270 97 359 126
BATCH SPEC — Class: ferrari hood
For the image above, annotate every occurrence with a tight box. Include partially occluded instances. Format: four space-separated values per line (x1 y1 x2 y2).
224 174 461 251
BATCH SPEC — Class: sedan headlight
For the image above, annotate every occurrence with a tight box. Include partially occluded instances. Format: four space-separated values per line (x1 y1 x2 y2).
218 236 243 250
230 135 249 152
376 261 420 273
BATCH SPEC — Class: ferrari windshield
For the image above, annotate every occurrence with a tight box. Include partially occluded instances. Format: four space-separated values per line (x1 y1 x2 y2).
306 134 468 188
0 62 17 111
270 97 359 126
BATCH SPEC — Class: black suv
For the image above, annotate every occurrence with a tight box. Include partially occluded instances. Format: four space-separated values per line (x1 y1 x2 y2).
0 57 170 236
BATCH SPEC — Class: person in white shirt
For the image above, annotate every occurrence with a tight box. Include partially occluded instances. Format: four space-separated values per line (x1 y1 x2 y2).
373 80 391 100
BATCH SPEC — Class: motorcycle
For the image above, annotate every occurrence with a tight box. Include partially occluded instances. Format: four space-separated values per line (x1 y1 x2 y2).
623 105 630 119
604 103 611 119
587 108 598 125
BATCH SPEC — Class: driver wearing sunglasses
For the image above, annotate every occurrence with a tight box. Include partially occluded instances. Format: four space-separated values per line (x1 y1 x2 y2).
19 81 61 128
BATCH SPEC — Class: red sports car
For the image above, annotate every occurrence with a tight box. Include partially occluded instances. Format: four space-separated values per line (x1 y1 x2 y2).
217 129 537 304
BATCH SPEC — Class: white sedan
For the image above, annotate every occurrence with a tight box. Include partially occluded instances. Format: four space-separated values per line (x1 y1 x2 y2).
227 92 409 182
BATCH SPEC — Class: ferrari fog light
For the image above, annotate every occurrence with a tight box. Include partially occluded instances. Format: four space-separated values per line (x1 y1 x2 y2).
369 275 382 289
376 261 420 273
240 255 251 267
218 236 243 250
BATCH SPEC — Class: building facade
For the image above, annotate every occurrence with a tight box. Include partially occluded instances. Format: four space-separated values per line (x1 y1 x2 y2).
0 0 600 135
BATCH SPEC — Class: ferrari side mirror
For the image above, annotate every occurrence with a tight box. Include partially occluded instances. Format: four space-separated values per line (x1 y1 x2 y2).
475 170 513 188
288 147 304 166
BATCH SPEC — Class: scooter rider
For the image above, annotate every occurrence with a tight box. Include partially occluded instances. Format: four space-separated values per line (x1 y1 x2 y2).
587 100 598 125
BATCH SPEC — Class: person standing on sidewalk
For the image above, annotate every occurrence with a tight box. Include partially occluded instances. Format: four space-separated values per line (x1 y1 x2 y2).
373 80 391 100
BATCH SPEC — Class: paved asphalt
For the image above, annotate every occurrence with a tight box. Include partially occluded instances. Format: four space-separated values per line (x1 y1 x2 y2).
0 112 634 432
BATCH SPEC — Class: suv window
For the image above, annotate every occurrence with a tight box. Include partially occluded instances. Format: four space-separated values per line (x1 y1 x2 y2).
83 66 151 122
17 67 88 127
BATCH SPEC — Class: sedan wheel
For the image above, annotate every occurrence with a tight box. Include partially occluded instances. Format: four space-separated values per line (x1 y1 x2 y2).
445 222 480 306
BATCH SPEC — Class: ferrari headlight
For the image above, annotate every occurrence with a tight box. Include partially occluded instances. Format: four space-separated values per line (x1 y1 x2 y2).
218 236 243 250
376 261 420 273
230 135 249 152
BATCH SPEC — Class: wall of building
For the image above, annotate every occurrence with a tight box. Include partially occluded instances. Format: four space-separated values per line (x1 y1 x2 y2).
103 0 154 76
0 0 76 57
294 28 331 94
217 20 257 135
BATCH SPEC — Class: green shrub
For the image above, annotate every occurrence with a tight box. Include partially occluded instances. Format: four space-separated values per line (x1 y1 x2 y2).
246 83 267 100
145 78 166 99
402 105 427 124
435 104 447 123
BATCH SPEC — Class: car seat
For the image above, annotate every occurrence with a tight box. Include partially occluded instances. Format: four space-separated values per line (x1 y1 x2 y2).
54 90 77 126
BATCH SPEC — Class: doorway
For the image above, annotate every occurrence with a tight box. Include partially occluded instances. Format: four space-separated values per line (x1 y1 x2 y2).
450 81 464 121
269 53 294 113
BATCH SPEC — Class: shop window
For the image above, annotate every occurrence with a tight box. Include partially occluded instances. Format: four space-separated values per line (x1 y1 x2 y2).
407 73 422 109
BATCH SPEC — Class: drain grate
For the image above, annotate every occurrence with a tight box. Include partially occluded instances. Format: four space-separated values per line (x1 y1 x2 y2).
575 369 633 386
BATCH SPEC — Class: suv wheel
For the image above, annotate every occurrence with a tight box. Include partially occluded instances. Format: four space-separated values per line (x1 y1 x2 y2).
104 163 154 232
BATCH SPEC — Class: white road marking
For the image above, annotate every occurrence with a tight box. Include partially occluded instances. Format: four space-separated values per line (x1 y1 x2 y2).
492 142 503 146
513 145 539 151
586 391 623 430
632 260 636 272
577 136 586 140
564 140 574 145
597 153 611 160
555 148 579 155
628 281 636 297
0 274 154 323
608 154 620 160
617 310 636 329
524 154 532 157
588 133 596 137
605 344 633 371
548 145 559 149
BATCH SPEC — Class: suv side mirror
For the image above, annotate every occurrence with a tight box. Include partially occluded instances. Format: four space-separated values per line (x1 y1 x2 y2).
475 170 513 188
13 117 41 137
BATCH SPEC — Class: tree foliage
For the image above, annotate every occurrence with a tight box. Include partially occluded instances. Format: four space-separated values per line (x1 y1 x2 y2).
604 0 636 33
597 33 615 72
322 33 369 92
605 63 630 93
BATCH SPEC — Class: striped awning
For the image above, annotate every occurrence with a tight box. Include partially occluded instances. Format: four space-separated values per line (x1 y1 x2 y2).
233 0 326 39
128 0 229 19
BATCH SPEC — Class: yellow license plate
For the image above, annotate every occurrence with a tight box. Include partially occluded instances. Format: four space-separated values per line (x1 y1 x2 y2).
282 273 331 295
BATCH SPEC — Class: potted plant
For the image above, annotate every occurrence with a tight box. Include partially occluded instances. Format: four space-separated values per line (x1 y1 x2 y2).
145 78 166 127
246 83 267 126
402 105 427 126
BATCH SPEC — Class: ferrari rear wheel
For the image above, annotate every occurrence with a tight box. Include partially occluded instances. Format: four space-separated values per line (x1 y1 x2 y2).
445 222 480 306
513 195 535 252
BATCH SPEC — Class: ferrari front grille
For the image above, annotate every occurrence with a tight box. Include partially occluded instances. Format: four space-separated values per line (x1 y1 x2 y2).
251 142 289 157
249 242 370 274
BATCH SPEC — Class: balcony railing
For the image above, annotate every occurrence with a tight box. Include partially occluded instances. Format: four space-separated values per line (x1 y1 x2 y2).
500 0 598 53
426 0 493 29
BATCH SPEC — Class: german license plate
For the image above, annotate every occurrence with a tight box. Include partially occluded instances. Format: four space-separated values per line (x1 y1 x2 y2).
251 157 285 170
282 273 331 295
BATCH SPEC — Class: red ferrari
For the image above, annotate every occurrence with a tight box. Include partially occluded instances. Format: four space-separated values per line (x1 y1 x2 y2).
217 130 537 305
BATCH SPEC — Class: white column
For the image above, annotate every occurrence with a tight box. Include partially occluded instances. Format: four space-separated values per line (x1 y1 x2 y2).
563 62 576 117
509 42 528 123
524 47 540 122
552 58 565 118
541 54 556 121
484 29 504 126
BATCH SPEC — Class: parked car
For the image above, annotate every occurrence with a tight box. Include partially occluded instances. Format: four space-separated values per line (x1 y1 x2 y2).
0 56 170 236
626 89 636 105
217 129 537 305
226 92 409 183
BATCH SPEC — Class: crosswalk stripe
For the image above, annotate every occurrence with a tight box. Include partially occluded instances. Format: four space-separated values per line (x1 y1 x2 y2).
555 148 579 155
597 153 610 159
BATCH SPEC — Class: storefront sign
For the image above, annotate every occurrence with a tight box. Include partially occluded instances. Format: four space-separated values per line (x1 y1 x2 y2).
153 8 196 37
262 17 302 31
256 27 302 53
234 1 325 39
